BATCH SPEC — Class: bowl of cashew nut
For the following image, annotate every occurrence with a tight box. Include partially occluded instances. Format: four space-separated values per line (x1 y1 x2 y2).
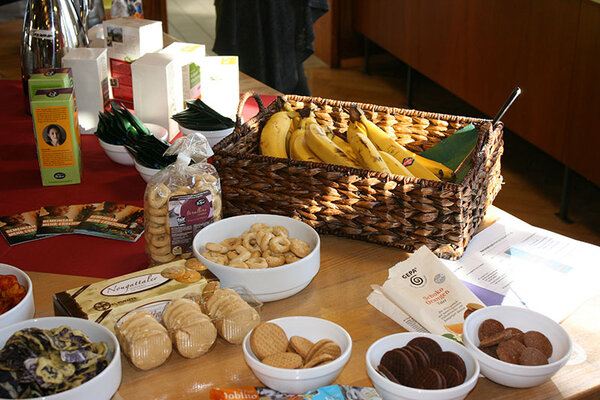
192 214 321 302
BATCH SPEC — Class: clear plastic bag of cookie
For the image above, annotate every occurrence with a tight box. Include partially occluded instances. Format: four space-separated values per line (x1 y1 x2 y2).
201 283 263 345
144 133 223 265
114 310 173 370
161 297 218 358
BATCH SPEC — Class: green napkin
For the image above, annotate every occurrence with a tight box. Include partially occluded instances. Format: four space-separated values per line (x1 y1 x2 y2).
420 124 479 183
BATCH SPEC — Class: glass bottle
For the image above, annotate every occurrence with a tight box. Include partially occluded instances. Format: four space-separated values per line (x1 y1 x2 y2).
21 0 89 113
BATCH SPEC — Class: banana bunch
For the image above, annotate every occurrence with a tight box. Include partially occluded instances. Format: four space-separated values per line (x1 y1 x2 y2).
347 105 455 181
259 101 300 158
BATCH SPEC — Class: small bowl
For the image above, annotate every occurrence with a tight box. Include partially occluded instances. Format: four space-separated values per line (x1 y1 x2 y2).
179 124 234 148
242 316 352 394
0 263 35 327
192 214 320 302
462 305 572 388
366 332 480 400
98 138 135 166
144 122 169 142
134 160 161 183
0 316 122 399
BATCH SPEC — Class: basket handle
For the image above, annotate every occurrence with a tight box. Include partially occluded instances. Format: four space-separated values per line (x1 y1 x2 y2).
236 91 265 128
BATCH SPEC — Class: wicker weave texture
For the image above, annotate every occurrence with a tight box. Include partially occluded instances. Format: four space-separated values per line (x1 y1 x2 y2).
213 94 504 259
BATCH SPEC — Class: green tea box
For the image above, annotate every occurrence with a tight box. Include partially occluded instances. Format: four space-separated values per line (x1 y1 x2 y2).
30 88 82 186
159 42 206 104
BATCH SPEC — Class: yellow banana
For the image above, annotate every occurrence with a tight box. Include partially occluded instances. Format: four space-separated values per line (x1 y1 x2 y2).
304 121 361 168
414 155 455 180
348 106 440 181
331 134 360 164
347 121 391 173
289 123 322 163
260 110 294 158
379 151 415 178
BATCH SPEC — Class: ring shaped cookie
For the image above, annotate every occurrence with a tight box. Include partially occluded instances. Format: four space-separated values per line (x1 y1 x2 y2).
269 236 291 254
147 224 168 235
149 243 172 256
151 234 170 248
148 183 171 209
146 206 168 217
152 252 176 263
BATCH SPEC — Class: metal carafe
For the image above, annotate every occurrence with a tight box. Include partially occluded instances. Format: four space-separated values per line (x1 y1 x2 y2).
20 0 89 113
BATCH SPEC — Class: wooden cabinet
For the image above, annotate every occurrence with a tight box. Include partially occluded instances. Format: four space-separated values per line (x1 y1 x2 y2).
323 0 599 186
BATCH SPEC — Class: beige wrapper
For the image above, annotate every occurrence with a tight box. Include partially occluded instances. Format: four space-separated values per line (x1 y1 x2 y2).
380 246 484 338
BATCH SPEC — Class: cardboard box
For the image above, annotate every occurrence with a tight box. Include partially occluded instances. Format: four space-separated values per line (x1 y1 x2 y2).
26 68 74 113
102 18 163 103
30 88 82 186
159 42 206 104
131 52 184 140
53 260 217 333
200 56 240 120
62 48 111 134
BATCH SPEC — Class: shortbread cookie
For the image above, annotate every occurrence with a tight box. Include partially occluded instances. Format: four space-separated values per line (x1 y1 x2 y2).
289 336 314 360
250 322 289 360
205 288 261 344
262 352 303 369
162 299 217 358
116 310 172 370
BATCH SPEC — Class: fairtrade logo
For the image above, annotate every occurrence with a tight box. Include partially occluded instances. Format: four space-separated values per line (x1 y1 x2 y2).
434 273 446 284
402 157 415 167
47 91 58 98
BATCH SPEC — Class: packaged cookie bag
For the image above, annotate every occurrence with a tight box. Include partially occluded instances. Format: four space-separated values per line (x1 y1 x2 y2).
144 134 222 265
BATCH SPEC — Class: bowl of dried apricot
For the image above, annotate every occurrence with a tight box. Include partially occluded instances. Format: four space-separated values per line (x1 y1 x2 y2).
192 214 320 302
242 316 352 394
462 305 572 388
0 263 34 327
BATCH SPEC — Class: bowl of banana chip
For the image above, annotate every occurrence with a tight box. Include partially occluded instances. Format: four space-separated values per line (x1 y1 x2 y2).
0 317 121 399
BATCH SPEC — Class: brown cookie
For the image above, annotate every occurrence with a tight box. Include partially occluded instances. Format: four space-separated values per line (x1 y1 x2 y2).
406 337 442 360
478 344 498 359
463 303 484 320
380 348 415 385
523 331 553 358
289 336 314 360
479 329 509 348
185 258 207 271
305 339 335 364
519 347 549 366
302 352 336 368
262 352 303 369
496 339 526 364
478 319 505 342
408 368 447 389
250 322 289 360
176 269 201 283
161 264 185 279
395 347 417 371
504 327 525 343
433 364 463 388
377 364 400 384
430 351 466 381
404 345 430 370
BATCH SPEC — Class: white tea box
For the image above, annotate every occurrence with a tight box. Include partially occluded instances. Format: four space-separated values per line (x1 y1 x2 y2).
62 48 110 134
159 42 206 104
131 53 183 140
200 56 239 121
102 17 163 61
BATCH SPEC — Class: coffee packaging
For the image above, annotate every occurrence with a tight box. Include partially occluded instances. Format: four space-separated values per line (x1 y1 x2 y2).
159 42 206 105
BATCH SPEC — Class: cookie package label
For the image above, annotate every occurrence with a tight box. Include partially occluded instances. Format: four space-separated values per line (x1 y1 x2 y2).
168 190 214 254
101 273 169 296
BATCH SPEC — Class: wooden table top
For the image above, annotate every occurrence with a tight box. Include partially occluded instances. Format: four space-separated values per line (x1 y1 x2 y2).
25 223 600 399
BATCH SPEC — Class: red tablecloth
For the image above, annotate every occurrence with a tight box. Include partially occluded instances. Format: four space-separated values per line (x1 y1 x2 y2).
0 79 275 278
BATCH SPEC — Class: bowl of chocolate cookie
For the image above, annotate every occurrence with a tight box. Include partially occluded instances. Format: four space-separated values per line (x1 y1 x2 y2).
462 305 572 388
192 214 320 302
365 332 480 400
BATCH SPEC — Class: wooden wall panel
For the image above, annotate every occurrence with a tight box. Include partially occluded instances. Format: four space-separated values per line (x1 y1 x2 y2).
353 0 580 165
143 0 168 33
563 0 600 186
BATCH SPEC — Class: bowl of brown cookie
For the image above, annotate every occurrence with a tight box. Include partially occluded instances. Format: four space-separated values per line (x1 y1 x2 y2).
365 332 480 400
462 305 572 388
242 316 352 394
192 214 320 302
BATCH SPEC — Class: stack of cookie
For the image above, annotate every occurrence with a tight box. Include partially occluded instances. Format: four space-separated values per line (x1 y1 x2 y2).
250 322 342 369
116 310 173 371
203 284 261 344
159 258 207 283
162 298 217 358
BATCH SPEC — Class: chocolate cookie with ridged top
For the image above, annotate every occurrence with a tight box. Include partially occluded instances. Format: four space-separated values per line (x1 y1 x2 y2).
409 368 447 389
406 337 442 360
430 351 466 381
379 348 415 385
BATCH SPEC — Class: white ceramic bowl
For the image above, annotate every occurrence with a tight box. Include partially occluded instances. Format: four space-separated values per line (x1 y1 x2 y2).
0 263 34 327
144 122 169 142
98 138 135 166
134 160 161 183
242 316 352 394
0 316 122 399
179 124 234 148
462 305 572 388
192 214 320 302
366 332 480 400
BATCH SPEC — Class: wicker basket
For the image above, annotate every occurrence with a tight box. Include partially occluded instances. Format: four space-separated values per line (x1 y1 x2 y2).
212 93 504 259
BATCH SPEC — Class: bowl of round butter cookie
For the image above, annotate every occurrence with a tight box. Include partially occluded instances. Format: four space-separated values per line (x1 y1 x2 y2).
192 214 320 302
242 316 352 394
